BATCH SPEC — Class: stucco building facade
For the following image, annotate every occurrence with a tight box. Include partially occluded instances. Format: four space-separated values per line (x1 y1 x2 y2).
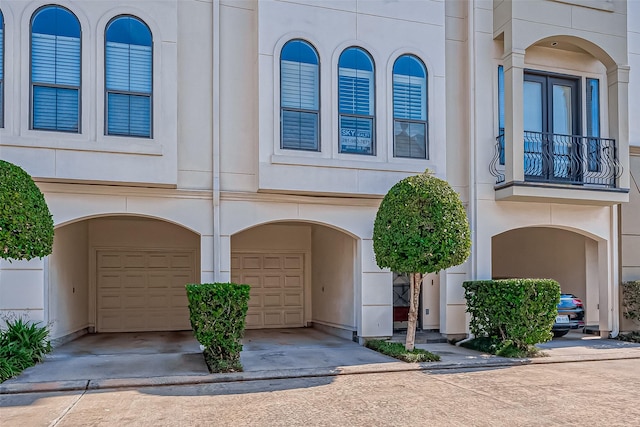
1 0 639 343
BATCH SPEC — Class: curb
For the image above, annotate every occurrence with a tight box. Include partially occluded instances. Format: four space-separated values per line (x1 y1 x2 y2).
3 352 640 395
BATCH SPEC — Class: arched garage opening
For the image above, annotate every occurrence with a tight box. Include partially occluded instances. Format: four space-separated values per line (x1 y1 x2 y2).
231 222 356 339
48 216 201 339
492 227 600 330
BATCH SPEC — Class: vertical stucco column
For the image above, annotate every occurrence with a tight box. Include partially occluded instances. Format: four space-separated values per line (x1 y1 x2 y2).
217 234 231 283
359 238 393 339
607 65 630 190
598 238 612 336
502 51 525 183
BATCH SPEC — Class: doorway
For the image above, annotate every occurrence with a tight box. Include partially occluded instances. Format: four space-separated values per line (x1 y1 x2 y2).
523 71 581 182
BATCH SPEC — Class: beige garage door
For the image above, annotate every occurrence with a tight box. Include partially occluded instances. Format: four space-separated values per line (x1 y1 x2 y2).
231 253 304 329
97 250 195 332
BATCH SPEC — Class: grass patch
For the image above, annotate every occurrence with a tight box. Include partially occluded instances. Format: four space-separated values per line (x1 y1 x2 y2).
365 340 440 363
459 337 542 358
616 331 640 343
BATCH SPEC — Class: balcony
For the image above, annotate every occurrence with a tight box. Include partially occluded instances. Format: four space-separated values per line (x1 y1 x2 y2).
490 131 628 205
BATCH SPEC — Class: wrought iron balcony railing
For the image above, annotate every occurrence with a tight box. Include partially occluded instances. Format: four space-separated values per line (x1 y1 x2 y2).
490 131 621 188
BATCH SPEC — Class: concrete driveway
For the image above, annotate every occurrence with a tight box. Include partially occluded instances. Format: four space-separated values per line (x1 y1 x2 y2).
1 328 396 391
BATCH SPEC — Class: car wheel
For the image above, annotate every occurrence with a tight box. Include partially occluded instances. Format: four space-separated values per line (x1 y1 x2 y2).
553 330 569 338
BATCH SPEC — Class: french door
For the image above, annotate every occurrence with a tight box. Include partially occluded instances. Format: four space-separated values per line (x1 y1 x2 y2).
523 72 581 182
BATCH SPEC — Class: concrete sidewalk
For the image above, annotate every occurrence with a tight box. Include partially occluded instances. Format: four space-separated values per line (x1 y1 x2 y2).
2 330 640 395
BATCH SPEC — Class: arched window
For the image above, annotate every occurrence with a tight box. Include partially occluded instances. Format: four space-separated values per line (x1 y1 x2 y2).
0 10 4 128
393 55 427 159
105 16 152 138
280 39 319 151
31 6 81 132
338 47 375 155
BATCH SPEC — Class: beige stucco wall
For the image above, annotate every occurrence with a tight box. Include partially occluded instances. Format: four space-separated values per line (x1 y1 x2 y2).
492 227 587 292
48 221 89 339
311 225 356 331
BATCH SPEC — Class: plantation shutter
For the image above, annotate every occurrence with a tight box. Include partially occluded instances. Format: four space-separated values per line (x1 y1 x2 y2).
393 76 425 121
281 59 318 150
32 33 80 132
106 41 152 137
338 70 373 115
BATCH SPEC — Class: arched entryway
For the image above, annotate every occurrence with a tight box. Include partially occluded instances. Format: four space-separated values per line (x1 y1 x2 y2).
231 222 357 339
492 227 601 329
48 215 201 338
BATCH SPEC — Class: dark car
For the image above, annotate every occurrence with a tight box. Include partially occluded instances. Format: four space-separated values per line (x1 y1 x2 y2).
552 293 585 337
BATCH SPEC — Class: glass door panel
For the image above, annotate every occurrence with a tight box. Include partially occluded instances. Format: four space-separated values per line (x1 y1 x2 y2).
523 79 544 178
552 84 573 179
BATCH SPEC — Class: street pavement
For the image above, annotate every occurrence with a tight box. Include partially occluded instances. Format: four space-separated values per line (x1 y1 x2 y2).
2 358 640 426
2 330 640 395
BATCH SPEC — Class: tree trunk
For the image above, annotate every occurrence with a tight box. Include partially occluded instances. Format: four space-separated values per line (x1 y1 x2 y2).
405 272 423 351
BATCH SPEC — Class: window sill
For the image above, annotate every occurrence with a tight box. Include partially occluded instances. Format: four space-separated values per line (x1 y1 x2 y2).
0 134 163 156
270 153 435 173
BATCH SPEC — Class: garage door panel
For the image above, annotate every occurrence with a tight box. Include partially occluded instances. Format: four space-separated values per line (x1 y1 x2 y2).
243 275 262 288
233 253 304 329
242 256 262 269
263 256 282 269
170 254 192 268
248 293 262 307
123 254 145 268
245 312 262 328
98 253 122 268
97 250 195 332
170 273 192 288
284 311 303 326
123 274 146 288
148 274 171 288
120 294 148 309
147 295 170 308
148 254 170 268
231 256 241 270
263 312 283 326
263 275 282 288
98 295 121 309
98 273 121 288
263 294 283 307
284 293 302 306
284 256 302 270
284 275 302 288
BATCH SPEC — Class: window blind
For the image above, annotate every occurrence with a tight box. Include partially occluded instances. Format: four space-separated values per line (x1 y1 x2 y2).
338 70 373 115
393 76 425 121
32 32 80 132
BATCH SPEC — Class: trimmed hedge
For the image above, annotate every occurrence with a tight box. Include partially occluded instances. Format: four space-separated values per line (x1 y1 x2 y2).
373 170 471 274
463 279 560 355
186 282 250 373
0 160 54 261
622 281 640 325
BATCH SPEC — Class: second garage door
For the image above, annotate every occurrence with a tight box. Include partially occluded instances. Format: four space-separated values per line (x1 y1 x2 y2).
96 250 195 332
231 253 304 329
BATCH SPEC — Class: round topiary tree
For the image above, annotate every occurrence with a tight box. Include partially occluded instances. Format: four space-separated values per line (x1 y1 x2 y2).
0 160 54 260
373 170 471 350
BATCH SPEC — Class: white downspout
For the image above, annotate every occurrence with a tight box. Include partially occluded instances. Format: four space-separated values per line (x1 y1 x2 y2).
212 0 222 282
464 0 477 340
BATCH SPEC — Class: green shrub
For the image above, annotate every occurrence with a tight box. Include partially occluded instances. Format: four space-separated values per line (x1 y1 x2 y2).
622 281 640 326
616 331 640 343
463 279 560 355
0 318 51 382
0 160 54 261
365 340 441 363
186 282 251 373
